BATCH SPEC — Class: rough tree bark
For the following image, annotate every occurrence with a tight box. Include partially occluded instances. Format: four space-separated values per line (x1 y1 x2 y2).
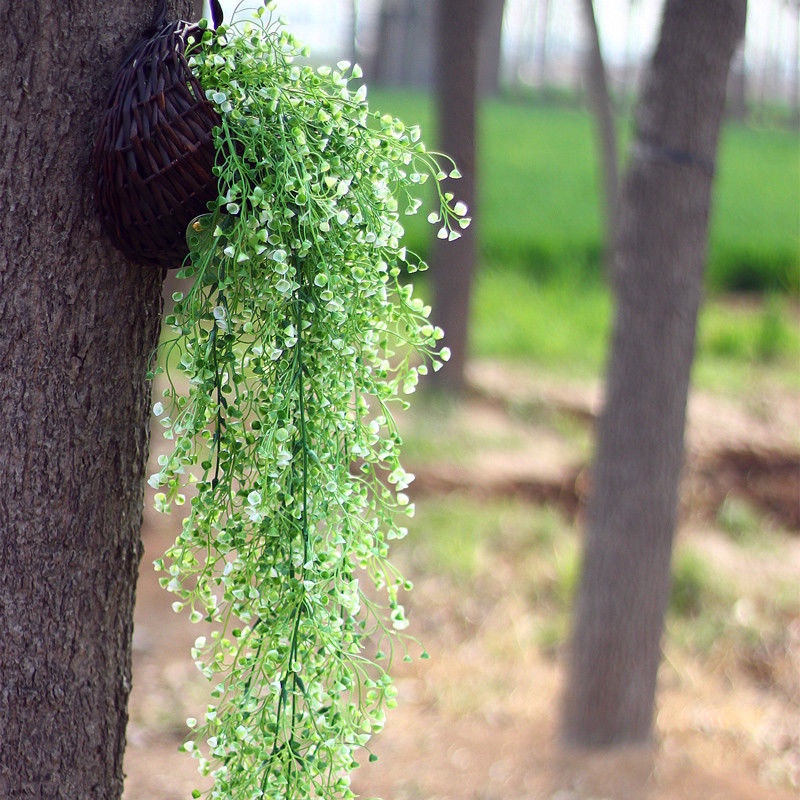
0 1 197 796
429 0 480 394
562 0 747 747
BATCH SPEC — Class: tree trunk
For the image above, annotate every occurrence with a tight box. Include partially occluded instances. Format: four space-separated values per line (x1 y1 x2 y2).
0 1 196 795
478 0 507 96
534 0 553 89
372 0 437 87
790 0 800 128
349 0 359 67
727 44 748 121
562 0 747 748
579 0 618 264
429 0 480 394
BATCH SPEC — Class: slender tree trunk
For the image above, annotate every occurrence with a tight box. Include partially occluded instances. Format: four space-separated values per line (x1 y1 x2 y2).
534 0 552 89
478 0 507 96
727 45 748 122
372 0 400 84
349 0 359 67
562 0 747 747
429 0 480 394
0 2 196 795
372 0 437 87
790 1 800 128
621 0 639 103
579 0 618 262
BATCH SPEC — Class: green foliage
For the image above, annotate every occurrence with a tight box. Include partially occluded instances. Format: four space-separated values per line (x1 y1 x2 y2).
471 267 611 374
670 548 711 618
463 266 797 392
755 295 797 362
716 495 764 545
147 9 466 798
710 123 800 293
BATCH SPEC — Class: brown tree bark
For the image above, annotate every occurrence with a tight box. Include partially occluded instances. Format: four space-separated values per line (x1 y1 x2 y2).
429 0 480 394
562 0 747 747
0 1 196 795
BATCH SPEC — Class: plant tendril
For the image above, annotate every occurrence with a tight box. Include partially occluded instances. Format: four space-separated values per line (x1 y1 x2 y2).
148 5 468 798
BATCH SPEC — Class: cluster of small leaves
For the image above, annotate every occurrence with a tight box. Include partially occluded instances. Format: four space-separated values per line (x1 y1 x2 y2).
148 6 468 800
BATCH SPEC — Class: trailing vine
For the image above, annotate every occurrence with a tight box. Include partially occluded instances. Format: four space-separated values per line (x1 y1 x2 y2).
147 6 469 798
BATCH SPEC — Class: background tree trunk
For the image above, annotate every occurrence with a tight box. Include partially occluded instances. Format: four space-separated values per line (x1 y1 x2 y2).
372 0 436 87
789 0 800 127
478 0 507 96
562 0 747 747
534 0 553 89
429 0 481 394
0 1 196 795
579 0 618 264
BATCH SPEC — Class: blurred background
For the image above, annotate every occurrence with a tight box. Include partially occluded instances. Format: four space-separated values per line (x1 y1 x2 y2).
124 2 799 799
220 0 800 122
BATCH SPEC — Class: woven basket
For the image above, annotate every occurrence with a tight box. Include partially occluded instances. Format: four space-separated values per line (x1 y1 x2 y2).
93 3 223 267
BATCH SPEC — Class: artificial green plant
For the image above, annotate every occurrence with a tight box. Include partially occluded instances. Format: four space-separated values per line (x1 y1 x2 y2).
148 5 469 799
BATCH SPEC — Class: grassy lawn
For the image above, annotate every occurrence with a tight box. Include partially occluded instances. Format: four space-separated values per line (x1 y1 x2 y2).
711 122 800 291
468 268 799 393
370 89 799 293
364 89 798 392
394 491 800 682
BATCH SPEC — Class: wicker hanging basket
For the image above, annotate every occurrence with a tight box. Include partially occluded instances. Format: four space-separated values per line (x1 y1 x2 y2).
93 1 223 267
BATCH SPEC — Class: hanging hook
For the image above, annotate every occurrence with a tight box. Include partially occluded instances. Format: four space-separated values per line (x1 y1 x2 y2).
151 0 223 30
210 0 224 28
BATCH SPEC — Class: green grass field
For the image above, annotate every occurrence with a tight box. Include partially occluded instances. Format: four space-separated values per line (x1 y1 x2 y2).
469 270 800 392
365 89 799 392
371 89 799 293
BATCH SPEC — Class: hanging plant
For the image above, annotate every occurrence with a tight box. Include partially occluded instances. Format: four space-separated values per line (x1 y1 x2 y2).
147 5 469 799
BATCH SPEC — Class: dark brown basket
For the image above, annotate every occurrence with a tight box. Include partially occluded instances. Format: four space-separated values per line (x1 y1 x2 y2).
93 5 222 267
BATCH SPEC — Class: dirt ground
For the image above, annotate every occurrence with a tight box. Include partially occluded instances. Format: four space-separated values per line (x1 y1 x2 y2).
123 360 800 800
